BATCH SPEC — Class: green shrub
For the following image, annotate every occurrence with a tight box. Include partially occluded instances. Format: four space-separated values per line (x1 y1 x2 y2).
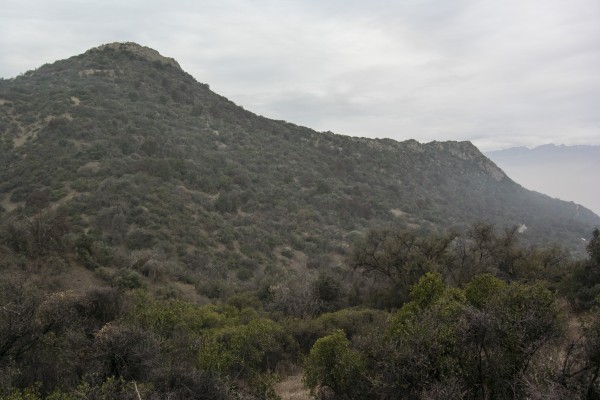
303 329 368 399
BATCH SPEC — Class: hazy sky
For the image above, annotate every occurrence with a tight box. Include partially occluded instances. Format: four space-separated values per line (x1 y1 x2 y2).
1 0 599 150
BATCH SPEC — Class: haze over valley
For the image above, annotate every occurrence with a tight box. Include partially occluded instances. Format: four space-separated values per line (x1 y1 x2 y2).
487 144 600 216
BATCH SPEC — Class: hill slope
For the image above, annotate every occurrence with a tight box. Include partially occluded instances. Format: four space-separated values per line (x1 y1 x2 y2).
486 144 600 216
0 42 598 289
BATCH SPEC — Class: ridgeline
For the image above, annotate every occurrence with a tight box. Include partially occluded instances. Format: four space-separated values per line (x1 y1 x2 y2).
1 43 597 279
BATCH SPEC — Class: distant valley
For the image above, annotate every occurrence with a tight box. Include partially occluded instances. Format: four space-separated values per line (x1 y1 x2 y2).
486 144 600 216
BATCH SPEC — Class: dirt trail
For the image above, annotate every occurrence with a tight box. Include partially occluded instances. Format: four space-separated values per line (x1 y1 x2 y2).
275 373 311 400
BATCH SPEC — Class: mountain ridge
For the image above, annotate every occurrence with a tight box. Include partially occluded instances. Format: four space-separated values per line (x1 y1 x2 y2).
0 42 598 287
91 42 182 70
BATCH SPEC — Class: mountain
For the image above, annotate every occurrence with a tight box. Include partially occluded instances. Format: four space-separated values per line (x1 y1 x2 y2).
0 42 598 290
486 144 600 216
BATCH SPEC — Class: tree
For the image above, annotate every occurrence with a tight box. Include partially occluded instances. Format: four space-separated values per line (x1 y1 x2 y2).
464 276 563 398
381 273 467 398
93 323 160 382
588 228 600 266
560 228 600 310
2 211 70 257
198 318 292 379
350 228 455 307
313 273 342 312
463 222 529 280
303 329 368 399
355 273 564 399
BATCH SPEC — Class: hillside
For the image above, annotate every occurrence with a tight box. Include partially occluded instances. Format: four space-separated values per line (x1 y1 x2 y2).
3 42 600 400
486 144 600 216
0 42 598 291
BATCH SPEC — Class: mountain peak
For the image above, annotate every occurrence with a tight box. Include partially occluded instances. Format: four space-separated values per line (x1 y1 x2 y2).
1 44 598 259
88 42 181 70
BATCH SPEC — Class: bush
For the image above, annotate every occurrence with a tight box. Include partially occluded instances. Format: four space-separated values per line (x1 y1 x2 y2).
303 329 369 399
198 318 294 378
112 269 145 289
125 229 156 250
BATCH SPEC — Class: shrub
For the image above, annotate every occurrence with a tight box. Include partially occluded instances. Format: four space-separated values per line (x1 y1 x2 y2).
303 329 368 399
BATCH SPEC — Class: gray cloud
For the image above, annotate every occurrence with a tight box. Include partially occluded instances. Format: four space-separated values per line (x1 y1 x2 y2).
1 0 599 150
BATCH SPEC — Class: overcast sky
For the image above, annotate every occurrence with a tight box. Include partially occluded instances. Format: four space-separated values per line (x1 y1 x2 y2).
1 0 599 150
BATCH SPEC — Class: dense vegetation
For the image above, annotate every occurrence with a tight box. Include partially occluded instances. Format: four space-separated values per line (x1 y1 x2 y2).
1 223 600 399
1 42 600 398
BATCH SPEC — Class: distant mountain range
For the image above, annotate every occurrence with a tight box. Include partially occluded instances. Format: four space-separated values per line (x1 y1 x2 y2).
0 42 598 285
486 144 600 216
